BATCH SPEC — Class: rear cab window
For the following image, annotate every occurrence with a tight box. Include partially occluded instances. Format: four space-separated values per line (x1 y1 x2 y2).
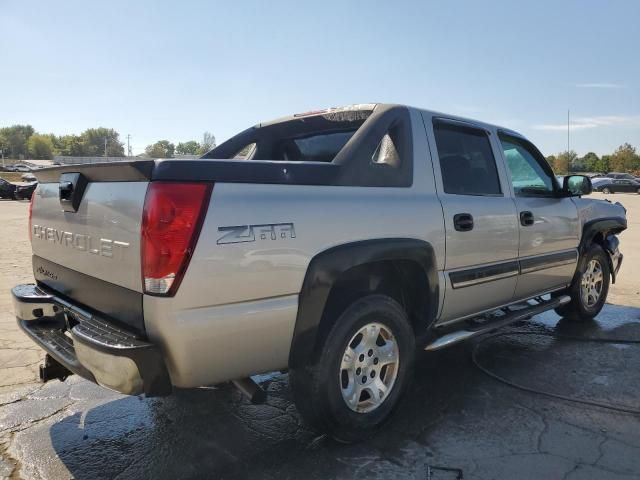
200 104 414 187
203 107 373 163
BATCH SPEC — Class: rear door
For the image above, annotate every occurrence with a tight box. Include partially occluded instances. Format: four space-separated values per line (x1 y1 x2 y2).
497 133 579 300
425 118 519 323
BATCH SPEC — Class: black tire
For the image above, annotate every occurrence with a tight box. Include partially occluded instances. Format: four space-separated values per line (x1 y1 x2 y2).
602 187 612 194
290 294 415 443
553 243 610 321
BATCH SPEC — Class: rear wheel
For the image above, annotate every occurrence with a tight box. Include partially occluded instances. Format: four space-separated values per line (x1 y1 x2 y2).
290 294 415 443
554 243 610 321
636 187 640 194
602 187 612 194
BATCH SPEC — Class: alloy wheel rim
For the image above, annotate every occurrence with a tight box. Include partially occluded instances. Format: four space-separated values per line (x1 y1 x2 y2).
339 322 399 413
580 259 603 307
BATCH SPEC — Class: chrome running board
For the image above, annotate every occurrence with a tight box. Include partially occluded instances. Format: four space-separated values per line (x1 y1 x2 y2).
424 295 570 352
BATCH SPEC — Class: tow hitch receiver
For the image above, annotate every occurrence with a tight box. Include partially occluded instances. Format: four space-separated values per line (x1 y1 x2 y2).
39 354 72 383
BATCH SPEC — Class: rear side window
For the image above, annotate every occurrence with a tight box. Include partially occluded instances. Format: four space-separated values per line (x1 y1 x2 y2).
433 122 502 196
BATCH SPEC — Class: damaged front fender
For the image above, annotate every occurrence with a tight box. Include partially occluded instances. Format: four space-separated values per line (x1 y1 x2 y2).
604 233 623 283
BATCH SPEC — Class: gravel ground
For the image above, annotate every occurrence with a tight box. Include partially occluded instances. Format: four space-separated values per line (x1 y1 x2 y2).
0 193 639 479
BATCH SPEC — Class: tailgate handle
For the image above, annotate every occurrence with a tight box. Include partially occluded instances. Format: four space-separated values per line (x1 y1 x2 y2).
59 181 73 200
59 173 88 212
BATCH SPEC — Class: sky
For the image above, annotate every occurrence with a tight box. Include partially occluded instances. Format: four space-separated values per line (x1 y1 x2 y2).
1 0 639 156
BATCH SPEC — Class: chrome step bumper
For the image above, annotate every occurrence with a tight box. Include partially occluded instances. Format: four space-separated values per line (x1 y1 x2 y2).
12 283 171 397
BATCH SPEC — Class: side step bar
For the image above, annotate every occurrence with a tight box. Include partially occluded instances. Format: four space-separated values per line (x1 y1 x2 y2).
424 295 570 352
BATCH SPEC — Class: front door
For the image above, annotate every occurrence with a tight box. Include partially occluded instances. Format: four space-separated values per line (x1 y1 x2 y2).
426 118 520 323
498 133 580 300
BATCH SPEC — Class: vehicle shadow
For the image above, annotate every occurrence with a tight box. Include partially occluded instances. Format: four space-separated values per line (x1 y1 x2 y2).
48 303 640 480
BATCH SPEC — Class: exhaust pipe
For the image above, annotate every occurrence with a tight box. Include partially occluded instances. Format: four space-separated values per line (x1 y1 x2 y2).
232 378 267 404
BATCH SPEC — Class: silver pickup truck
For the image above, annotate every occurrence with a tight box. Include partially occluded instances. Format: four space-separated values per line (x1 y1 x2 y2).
12 103 626 442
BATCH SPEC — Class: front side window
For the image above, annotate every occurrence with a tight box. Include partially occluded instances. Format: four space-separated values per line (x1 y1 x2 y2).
433 122 502 196
500 135 555 196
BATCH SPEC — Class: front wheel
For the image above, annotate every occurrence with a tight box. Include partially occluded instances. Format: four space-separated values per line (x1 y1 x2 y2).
602 187 612 194
290 295 415 443
554 243 610 321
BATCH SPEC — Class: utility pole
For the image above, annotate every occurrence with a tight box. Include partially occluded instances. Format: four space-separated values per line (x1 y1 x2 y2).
104 137 108 157
0 148 4 168
126 134 132 157
567 109 570 155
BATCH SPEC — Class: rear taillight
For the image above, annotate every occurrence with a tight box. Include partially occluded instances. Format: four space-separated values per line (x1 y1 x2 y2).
141 182 212 296
28 191 35 242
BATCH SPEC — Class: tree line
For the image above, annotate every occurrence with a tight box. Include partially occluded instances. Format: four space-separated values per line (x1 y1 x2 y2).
546 143 639 175
0 125 126 159
0 124 216 159
144 132 216 158
3 123 638 171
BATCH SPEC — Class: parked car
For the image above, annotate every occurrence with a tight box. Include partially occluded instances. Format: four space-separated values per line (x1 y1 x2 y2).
21 172 37 182
592 177 640 194
14 182 37 200
12 164 33 172
0 178 17 198
605 172 640 181
12 103 627 442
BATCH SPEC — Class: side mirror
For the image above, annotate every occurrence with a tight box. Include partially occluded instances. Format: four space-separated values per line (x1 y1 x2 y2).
563 175 592 196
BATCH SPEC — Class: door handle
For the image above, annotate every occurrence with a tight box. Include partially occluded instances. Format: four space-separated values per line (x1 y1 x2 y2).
453 213 474 232
520 211 534 226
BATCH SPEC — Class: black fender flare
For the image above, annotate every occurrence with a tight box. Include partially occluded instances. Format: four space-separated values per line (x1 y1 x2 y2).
579 217 626 283
579 216 626 255
288 238 438 369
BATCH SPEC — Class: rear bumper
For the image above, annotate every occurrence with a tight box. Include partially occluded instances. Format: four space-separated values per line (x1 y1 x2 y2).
12 284 171 396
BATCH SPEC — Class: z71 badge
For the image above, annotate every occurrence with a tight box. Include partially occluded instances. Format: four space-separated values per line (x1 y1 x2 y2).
217 223 296 245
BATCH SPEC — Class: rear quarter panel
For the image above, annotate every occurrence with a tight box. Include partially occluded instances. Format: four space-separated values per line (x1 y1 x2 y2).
144 109 447 387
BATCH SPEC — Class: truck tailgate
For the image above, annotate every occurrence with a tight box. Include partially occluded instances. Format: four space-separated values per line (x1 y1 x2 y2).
31 181 148 293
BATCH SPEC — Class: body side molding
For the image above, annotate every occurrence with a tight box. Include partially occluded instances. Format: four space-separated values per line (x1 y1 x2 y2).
518 249 578 274
289 238 438 369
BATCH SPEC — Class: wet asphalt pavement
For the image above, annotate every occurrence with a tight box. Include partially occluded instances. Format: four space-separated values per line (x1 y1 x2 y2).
1 305 639 479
